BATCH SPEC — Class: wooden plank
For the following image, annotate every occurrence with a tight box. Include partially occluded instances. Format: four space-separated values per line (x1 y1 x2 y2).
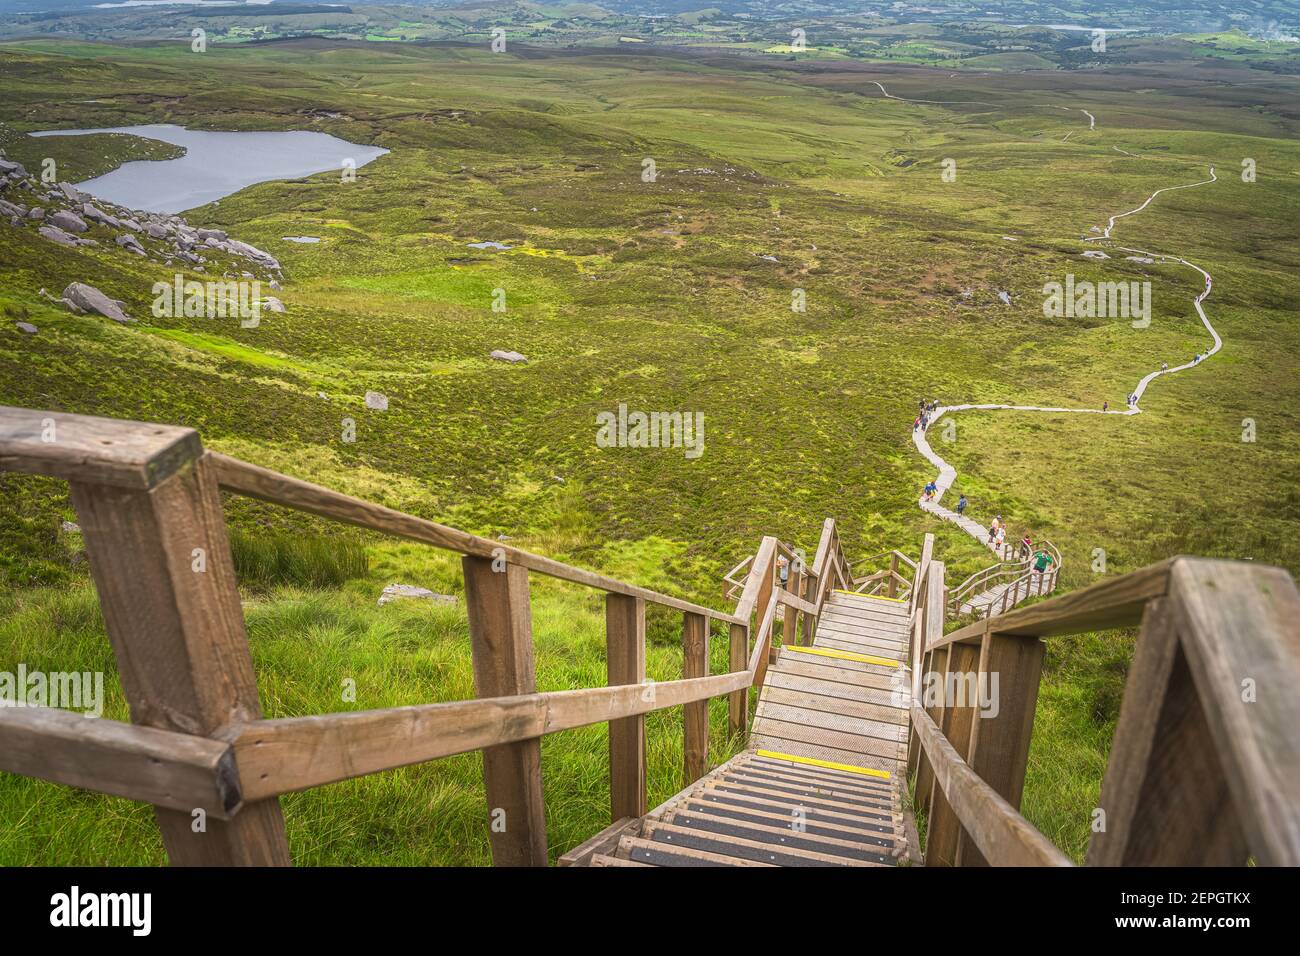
758 686 909 726
660 811 894 863
558 817 640 867
682 611 709 785
765 670 905 708
747 735 903 776
0 707 239 818
211 452 743 626
728 621 749 737
768 658 901 693
1167 558 1300 866
925 640 981 866
753 703 907 745
748 718 907 763
692 783 900 828
642 819 878 867
590 853 651 867
910 705 1072 867
69 453 289 866
232 670 752 800
671 804 897 849
463 555 547 866
958 631 1045 866
619 835 772 867
607 593 647 821
1086 597 1246 865
0 405 201 490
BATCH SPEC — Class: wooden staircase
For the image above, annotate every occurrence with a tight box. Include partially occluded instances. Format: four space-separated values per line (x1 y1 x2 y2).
568 591 919 867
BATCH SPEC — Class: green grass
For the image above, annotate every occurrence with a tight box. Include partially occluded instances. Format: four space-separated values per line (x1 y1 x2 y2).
1 36 1298 864
229 530 369 590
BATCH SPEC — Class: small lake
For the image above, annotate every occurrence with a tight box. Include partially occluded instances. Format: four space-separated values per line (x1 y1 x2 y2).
31 124 388 213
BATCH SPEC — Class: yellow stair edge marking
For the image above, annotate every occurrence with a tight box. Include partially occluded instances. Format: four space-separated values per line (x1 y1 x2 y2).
784 644 902 668
833 589 909 604
755 749 892 780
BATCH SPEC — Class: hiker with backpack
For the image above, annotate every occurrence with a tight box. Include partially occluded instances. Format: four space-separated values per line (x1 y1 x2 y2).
957 494 967 516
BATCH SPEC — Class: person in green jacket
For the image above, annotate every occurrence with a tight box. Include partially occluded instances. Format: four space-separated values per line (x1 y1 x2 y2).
1032 549 1054 574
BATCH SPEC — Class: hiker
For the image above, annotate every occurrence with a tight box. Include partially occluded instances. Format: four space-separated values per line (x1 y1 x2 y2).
1103 400 1108 412
1161 362 1168 371
1020 534 1032 559
956 494 967 516
923 481 937 501
777 554 790 589
994 525 1006 549
1032 548 1055 574
913 415 921 431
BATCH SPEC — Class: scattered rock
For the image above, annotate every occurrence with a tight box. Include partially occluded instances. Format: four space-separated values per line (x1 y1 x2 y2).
60 520 80 534
490 349 528 364
38 225 86 248
145 223 169 240
997 290 1013 306
83 203 120 228
115 234 146 256
364 390 389 411
377 583 457 607
49 210 88 233
1125 255 1155 264
57 182 83 203
27 207 44 221
1081 250 1109 259
261 296 286 313
15 321 37 334
62 282 132 324
196 228 228 241
0 158 27 177
0 198 26 218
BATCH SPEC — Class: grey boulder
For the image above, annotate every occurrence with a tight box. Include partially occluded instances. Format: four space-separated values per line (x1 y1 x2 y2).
62 283 132 324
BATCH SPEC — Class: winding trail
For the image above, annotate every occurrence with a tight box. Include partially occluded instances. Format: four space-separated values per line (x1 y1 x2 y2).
871 82 1223 557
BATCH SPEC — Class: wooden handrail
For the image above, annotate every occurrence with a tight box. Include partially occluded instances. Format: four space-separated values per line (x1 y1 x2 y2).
211 452 743 627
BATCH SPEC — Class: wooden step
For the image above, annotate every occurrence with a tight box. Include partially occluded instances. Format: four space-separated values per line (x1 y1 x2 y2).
706 779 906 822
756 685 909 727
732 755 902 796
765 667 905 704
747 734 904 776
590 853 651 867
827 593 911 616
674 796 901 848
754 702 908 745
662 808 899 865
742 752 904 790
617 834 772 867
642 819 882 867
686 786 902 834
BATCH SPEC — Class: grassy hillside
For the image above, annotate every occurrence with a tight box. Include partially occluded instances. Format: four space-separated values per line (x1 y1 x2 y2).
1 37 1298 863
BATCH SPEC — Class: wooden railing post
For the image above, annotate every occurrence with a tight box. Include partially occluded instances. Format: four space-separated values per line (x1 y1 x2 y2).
957 630 1045 865
910 561 945 802
728 621 748 737
606 593 647 821
888 552 900 598
1086 597 1248 865
69 449 291 866
682 611 709 785
925 636 983 865
463 556 548 866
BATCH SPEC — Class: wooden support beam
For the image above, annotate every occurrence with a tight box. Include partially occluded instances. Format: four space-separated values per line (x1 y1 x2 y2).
463 556 548 866
69 452 289 865
913 644 948 813
925 639 982 866
728 621 749 737
606 593 647 822
957 631 1045 866
682 611 709 785
1086 598 1247 865
0 707 240 818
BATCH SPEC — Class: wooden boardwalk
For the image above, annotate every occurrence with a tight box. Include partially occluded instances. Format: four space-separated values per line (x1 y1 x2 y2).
569 591 918 866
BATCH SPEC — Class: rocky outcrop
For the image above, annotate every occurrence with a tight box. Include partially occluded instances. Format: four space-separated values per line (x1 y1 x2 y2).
62 282 131 324
490 349 528 364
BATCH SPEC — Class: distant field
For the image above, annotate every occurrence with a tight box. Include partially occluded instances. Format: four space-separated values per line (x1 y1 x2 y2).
1 36 1298 863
